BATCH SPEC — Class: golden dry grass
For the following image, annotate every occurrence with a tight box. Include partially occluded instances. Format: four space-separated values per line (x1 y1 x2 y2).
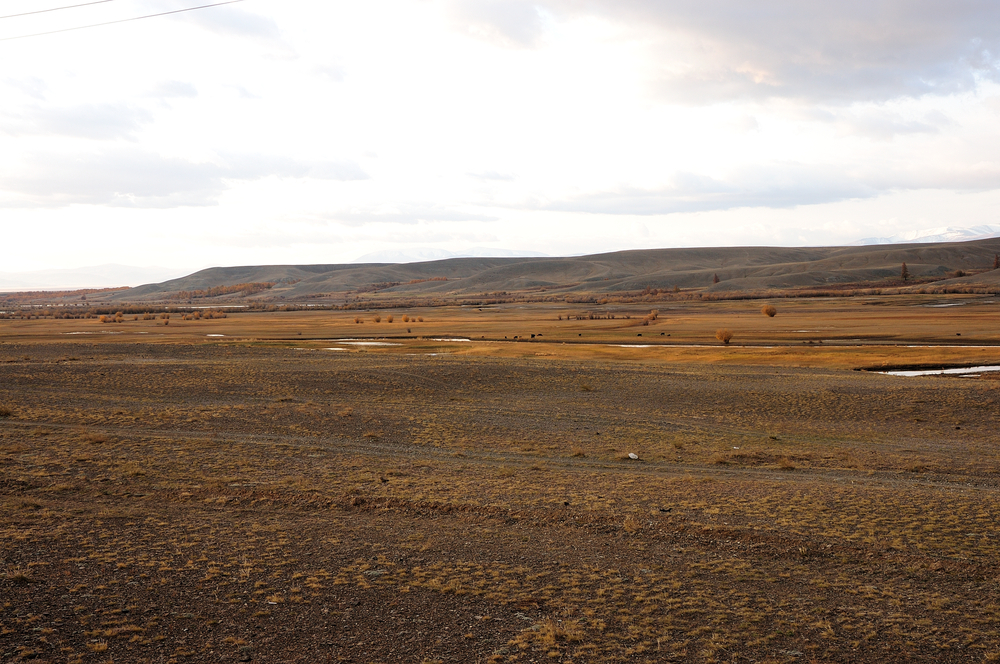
1 297 999 662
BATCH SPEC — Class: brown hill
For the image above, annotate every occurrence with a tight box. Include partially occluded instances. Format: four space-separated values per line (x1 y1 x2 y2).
109 238 1000 303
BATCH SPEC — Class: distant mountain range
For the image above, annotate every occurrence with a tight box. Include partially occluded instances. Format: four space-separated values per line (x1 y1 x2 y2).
0 264 187 292
855 225 1000 245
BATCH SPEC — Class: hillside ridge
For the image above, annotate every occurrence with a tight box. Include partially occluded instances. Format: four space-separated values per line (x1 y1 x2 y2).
102 237 1000 303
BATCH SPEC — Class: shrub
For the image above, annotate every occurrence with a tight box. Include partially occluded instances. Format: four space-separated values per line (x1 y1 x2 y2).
373 315 381 323
716 329 733 344
901 262 910 281
417 316 424 322
354 317 362 324
402 314 409 322
0 406 12 418
622 514 642 533
761 304 777 317
386 315 394 323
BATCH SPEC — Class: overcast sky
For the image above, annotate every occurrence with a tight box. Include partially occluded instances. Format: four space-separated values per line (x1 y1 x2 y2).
2 0 999 273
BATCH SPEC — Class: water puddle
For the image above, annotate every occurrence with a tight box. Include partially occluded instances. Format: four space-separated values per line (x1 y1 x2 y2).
340 341 401 346
879 365 1000 377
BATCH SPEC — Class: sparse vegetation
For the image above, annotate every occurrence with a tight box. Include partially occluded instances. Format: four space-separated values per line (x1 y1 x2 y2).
171 282 275 300
3 299 1000 662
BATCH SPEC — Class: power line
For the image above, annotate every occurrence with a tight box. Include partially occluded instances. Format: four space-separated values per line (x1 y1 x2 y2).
1 1 116 21
0 0 246 41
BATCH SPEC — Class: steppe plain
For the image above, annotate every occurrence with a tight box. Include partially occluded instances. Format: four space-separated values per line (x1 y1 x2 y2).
2 295 1000 663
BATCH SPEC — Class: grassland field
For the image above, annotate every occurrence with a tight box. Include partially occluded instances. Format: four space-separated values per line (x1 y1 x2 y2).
1 294 999 663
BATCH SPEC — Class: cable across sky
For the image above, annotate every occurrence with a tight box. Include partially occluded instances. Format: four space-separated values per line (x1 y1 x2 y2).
0 1 118 21
0 0 246 41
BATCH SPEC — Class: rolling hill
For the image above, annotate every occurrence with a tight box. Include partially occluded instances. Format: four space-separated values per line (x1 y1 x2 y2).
105 237 1000 304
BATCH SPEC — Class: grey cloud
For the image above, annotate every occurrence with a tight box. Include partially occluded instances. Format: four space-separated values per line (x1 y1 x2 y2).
3 151 222 208
231 86 260 99
468 171 515 181
1 150 369 209
796 107 954 140
1 103 152 140
517 0 1000 102
316 64 346 82
449 0 549 47
535 157 1000 216
835 113 942 141
221 155 369 181
147 81 198 98
4 77 47 100
177 4 283 42
328 205 498 226
306 162 369 180
535 167 880 215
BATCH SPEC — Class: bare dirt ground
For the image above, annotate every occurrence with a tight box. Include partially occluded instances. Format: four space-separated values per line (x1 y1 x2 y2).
2 299 1000 663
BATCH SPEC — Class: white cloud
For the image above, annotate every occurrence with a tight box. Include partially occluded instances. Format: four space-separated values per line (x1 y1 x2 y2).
1 103 153 140
2 1 1000 274
324 205 498 226
0 150 369 208
535 166 880 215
3 77 47 100
542 0 1000 103
146 81 198 99
170 3 284 43
449 1 551 47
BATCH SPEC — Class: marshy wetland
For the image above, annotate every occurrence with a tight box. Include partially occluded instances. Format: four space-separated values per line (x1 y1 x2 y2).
2 295 999 663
